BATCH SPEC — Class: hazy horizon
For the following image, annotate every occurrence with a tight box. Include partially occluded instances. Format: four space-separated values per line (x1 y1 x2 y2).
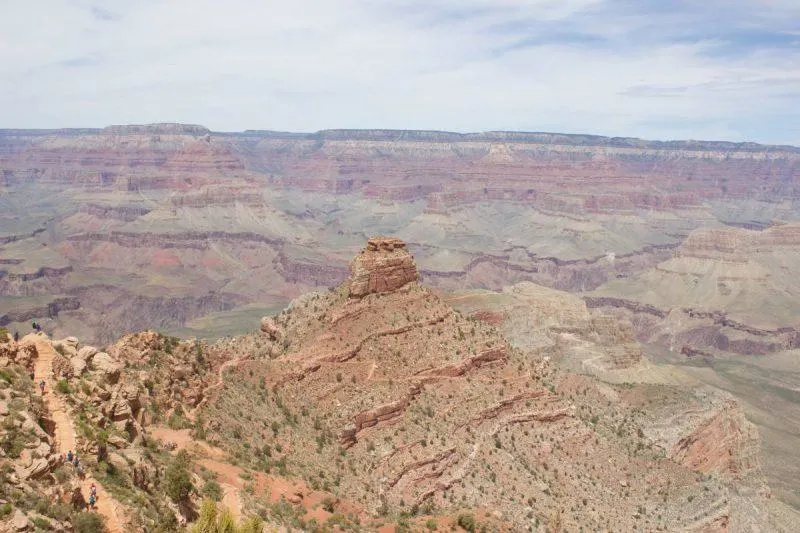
3 122 800 148
2 0 799 145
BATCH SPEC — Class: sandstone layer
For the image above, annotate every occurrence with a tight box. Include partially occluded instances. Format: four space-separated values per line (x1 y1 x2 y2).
348 237 419 298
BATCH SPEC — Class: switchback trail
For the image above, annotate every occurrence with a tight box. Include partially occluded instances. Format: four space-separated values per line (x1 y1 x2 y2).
28 334 127 533
191 355 250 417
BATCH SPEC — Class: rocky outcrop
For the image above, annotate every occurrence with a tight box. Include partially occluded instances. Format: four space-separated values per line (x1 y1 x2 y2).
276 251 349 286
678 223 800 261
349 237 419 298
0 297 80 327
588 316 643 368
341 384 423 447
259 316 283 342
81 203 152 221
415 346 508 378
669 399 762 481
583 296 668 318
89 352 122 384
0 339 37 370
449 282 645 371
67 230 282 250
51 352 73 379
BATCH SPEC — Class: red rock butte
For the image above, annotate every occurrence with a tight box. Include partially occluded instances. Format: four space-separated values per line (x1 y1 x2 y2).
348 237 419 297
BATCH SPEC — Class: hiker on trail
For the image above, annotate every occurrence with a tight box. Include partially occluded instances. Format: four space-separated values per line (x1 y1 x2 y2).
76 465 84 479
13 330 18 342
67 450 73 463
39 380 46 394
73 455 80 468
88 492 96 510
90 483 97 499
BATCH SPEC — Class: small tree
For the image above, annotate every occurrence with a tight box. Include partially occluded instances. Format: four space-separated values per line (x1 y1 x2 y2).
165 450 194 503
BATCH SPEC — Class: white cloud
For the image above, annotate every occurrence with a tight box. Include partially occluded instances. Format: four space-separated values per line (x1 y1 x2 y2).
0 0 798 144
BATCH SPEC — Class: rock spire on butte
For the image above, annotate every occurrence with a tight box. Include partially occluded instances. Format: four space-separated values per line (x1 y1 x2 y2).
348 236 419 297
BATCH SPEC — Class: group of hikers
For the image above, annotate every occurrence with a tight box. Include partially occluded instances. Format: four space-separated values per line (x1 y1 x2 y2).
63 449 83 476
63 450 99 509
7 322 42 343
24 321 98 513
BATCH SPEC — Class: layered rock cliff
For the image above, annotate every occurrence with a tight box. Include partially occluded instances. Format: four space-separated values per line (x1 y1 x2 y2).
348 237 419 297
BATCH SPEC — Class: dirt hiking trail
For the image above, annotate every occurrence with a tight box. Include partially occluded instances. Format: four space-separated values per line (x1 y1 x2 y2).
150 426 243 521
27 334 127 533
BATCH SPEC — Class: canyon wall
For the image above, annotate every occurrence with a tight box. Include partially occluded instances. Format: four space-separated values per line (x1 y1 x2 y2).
1 124 799 343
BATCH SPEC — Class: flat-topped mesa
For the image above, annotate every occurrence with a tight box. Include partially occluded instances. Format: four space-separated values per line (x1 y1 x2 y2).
348 237 419 297
102 123 211 136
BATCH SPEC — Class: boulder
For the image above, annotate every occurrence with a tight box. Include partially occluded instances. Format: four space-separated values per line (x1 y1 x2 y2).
11 509 30 531
17 457 49 480
63 336 79 348
108 434 129 449
89 352 122 384
77 346 98 362
69 356 87 377
104 396 133 422
0 400 8 416
52 341 77 358
32 441 51 458
260 316 283 341
133 461 152 490
348 237 419 298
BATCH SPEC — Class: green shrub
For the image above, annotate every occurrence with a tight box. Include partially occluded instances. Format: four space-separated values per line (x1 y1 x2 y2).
0 503 12 516
0 327 9 342
55 379 71 394
0 430 26 458
0 369 13 384
48 503 72 521
426 518 438 530
457 513 476 532
32 517 52 530
72 512 106 533
201 479 223 501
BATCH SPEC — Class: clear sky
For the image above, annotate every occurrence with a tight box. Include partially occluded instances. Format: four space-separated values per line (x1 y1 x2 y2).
1 0 799 144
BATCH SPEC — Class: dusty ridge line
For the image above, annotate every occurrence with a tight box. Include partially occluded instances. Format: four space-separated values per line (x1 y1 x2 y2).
27 335 127 533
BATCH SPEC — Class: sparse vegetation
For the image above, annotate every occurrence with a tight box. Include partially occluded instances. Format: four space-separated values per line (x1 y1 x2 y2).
55 379 71 394
72 512 107 533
